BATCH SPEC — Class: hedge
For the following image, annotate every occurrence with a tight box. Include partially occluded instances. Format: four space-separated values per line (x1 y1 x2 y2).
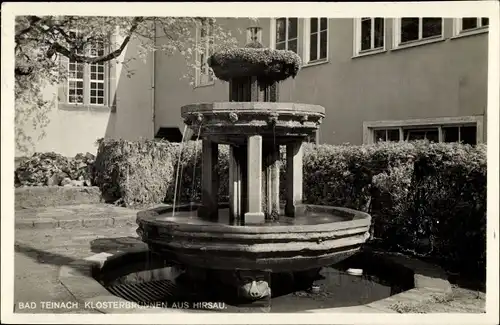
92 138 174 207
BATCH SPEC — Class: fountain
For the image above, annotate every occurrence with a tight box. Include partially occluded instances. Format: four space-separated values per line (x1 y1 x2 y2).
136 27 372 303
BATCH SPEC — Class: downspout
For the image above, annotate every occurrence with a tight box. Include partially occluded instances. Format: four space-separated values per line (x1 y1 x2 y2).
151 21 157 139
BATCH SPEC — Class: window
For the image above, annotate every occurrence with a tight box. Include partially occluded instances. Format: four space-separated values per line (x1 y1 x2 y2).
454 17 489 36
307 18 328 62
64 31 108 106
195 20 214 87
364 116 483 145
355 18 385 55
394 18 443 47
275 18 298 53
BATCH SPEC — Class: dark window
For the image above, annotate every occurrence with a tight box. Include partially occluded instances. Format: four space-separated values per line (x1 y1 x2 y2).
422 18 442 38
401 18 420 43
403 128 439 142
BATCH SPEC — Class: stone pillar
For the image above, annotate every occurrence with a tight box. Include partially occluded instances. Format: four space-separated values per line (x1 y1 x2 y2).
200 140 219 220
265 145 280 220
245 135 264 224
285 141 303 218
229 145 242 222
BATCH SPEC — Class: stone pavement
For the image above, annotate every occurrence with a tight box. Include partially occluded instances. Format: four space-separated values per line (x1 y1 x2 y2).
15 203 163 229
11 204 486 315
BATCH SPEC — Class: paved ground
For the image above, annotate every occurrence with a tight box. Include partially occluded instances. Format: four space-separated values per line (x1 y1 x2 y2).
11 204 486 314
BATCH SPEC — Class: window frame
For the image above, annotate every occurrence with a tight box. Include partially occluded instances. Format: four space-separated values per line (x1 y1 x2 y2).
270 17 330 68
194 19 215 88
353 17 386 57
452 17 489 38
363 116 484 145
60 32 111 110
303 17 329 65
392 17 445 50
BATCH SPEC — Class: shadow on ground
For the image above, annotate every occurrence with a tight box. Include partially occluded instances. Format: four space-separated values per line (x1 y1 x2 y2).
14 242 79 266
90 236 147 254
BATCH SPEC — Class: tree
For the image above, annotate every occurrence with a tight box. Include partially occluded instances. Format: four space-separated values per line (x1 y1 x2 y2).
14 16 237 153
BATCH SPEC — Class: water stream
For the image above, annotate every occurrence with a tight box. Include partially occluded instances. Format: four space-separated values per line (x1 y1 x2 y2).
172 125 188 217
190 125 202 211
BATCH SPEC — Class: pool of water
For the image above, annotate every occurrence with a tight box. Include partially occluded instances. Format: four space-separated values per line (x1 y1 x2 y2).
151 208 348 227
98 250 414 313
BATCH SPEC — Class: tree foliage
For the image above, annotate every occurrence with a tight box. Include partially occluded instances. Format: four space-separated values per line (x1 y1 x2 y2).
14 16 238 153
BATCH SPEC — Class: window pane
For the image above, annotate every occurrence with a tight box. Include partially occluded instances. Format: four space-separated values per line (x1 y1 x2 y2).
76 89 83 96
77 70 83 79
97 97 104 105
288 39 297 53
98 83 104 90
91 90 96 97
276 42 286 50
310 33 318 61
404 128 438 141
91 73 97 80
90 97 96 104
401 18 420 43
98 90 104 97
319 30 327 59
276 18 287 43
443 127 459 142
374 130 387 142
76 81 83 88
311 18 318 34
387 129 400 141
91 65 96 72
374 18 384 48
98 74 104 81
422 18 442 38
320 18 328 31
361 18 372 51
98 65 104 73
288 18 298 39
481 17 489 27
69 81 76 88
460 126 477 145
69 89 76 95
462 17 478 30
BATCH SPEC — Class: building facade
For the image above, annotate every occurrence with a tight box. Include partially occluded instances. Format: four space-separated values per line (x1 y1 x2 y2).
16 17 489 157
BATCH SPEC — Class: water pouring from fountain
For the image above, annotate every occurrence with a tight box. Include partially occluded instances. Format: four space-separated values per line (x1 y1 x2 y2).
136 26 372 303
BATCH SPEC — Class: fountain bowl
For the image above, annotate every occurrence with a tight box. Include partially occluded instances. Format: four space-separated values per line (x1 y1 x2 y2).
181 102 325 145
136 204 371 273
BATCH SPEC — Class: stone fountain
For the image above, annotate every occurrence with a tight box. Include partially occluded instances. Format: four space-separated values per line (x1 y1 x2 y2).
136 27 372 303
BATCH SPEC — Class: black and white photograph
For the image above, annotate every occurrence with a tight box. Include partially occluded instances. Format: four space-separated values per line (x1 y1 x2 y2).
1 1 499 324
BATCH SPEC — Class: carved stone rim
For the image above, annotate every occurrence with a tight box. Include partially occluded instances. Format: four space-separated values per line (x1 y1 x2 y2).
181 102 326 117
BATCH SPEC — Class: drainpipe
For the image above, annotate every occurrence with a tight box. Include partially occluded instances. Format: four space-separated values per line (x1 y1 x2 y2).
151 21 157 139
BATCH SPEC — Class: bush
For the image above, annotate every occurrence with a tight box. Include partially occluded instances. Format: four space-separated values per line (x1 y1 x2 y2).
92 138 174 208
15 152 95 187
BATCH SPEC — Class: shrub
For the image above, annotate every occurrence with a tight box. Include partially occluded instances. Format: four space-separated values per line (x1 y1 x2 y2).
92 138 174 208
15 152 95 187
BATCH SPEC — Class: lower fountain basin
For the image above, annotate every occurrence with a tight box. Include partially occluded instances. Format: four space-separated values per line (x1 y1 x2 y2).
136 204 371 273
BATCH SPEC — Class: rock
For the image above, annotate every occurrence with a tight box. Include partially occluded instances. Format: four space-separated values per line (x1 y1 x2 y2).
78 175 84 181
71 180 85 187
84 179 92 187
61 177 72 186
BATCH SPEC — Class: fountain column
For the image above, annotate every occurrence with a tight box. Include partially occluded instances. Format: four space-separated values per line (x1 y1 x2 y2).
229 146 242 221
245 135 265 224
285 141 303 218
200 139 219 220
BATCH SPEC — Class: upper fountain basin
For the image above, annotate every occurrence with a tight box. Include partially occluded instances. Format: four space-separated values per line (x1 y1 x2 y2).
208 47 302 82
136 204 371 272
181 102 325 145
